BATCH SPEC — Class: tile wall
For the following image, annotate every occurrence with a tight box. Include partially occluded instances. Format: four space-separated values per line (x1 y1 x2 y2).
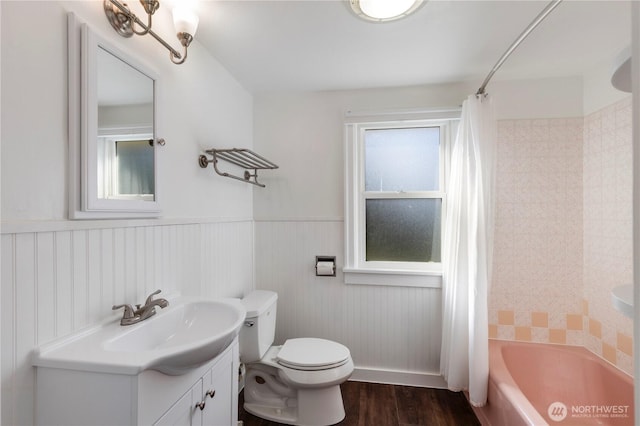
489 97 633 376
583 97 633 374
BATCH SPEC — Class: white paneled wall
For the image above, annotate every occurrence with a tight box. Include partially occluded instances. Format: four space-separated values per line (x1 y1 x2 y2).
1 220 254 426
254 220 443 385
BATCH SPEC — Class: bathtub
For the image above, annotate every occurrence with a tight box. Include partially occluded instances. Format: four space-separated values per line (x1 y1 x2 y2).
473 340 634 426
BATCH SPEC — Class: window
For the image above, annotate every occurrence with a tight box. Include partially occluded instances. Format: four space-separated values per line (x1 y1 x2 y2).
344 111 459 287
115 139 155 196
97 134 155 201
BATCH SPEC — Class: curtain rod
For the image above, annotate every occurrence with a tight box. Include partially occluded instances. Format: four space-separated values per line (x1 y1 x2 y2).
476 0 563 96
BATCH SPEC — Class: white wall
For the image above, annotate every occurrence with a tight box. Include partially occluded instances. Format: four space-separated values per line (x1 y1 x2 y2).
1 2 256 424
0 0 628 421
1 1 254 221
252 76 585 383
491 76 584 120
254 76 584 220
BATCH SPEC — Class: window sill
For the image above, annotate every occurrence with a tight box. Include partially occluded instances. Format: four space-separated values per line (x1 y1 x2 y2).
343 267 442 288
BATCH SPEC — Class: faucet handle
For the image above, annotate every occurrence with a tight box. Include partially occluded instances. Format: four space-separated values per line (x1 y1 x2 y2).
112 304 135 319
144 289 162 305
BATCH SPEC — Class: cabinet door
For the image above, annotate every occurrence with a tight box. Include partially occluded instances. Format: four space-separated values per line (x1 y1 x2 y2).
154 380 203 426
201 350 234 426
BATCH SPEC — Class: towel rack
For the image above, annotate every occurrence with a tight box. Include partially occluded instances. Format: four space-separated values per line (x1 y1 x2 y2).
198 148 278 188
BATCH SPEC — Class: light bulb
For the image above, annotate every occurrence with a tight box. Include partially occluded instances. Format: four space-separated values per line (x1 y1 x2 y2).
352 0 423 22
173 6 199 36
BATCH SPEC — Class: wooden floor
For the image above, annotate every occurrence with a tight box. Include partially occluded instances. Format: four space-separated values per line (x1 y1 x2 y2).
239 381 481 426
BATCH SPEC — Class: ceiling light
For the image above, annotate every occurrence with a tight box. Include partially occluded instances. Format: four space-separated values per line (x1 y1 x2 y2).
350 0 425 22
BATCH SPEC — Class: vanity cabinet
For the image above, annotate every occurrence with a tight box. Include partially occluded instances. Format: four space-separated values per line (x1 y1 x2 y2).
35 338 239 426
154 348 235 426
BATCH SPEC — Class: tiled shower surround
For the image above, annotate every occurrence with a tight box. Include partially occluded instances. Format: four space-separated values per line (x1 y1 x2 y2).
489 97 633 376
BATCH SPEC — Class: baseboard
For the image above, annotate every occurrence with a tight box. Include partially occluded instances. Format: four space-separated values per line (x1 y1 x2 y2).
349 368 447 389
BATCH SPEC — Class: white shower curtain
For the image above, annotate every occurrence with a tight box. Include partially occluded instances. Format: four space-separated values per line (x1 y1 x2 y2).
440 94 496 407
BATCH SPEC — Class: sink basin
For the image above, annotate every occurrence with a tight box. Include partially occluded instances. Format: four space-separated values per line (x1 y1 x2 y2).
33 296 246 376
104 299 245 374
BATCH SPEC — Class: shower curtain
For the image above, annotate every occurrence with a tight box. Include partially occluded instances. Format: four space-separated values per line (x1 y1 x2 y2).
440 94 496 407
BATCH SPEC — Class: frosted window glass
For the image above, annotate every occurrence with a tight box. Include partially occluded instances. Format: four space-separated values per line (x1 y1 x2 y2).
117 140 154 195
365 127 440 192
365 199 441 262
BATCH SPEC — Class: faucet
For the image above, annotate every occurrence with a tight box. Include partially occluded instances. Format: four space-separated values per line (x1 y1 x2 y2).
112 289 169 326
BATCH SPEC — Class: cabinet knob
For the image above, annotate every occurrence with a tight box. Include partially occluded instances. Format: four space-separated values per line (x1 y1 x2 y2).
195 401 206 411
206 389 216 399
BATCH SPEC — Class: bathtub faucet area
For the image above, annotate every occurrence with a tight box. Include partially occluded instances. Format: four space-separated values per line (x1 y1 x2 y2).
112 289 169 326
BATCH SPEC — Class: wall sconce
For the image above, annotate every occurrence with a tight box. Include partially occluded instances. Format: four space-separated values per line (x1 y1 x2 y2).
104 0 199 65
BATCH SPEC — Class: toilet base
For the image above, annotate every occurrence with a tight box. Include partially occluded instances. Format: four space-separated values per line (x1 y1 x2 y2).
244 385 346 426
242 344 353 425
244 402 298 425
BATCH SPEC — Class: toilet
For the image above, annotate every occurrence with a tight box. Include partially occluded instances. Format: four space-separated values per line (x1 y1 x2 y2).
239 290 354 426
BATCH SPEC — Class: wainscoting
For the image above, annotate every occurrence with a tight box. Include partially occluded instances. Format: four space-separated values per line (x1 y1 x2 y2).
254 220 444 386
1 219 254 426
3 218 446 424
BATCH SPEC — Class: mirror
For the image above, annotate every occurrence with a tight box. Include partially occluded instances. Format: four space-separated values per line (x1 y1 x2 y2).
68 14 161 219
97 47 155 201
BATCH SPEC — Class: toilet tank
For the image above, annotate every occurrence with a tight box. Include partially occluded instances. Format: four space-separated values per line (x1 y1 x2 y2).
239 290 278 363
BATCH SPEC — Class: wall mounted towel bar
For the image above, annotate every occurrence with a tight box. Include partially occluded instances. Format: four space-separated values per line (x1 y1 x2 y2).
198 148 278 188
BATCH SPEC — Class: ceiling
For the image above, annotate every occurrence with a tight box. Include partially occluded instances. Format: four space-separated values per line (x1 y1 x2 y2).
189 0 631 93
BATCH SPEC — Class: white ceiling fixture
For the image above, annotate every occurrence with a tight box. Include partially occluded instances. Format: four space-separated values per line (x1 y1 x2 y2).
349 0 425 22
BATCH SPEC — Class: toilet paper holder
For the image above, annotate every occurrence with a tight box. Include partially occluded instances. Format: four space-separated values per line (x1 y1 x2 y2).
315 256 336 277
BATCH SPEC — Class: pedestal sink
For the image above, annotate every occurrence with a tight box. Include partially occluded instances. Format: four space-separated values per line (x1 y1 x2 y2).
33 296 246 375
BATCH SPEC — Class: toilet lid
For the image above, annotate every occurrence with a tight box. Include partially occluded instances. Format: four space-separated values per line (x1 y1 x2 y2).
277 338 351 370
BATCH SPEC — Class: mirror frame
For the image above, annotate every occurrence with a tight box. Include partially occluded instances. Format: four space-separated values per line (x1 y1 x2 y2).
68 13 162 219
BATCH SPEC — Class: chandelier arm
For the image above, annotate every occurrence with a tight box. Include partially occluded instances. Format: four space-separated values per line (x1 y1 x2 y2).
106 0 183 59
132 11 152 36
105 0 195 65
170 46 188 65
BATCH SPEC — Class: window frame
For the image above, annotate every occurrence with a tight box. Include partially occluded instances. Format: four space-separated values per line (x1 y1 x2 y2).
344 110 459 288
97 132 155 201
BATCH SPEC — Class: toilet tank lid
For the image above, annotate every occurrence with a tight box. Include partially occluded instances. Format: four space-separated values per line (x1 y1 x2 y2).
242 290 278 318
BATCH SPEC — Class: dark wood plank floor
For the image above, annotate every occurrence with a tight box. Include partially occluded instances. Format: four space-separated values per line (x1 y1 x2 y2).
239 381 481 426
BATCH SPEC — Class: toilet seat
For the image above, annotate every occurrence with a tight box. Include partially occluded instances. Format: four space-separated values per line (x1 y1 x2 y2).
276 338 351 371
